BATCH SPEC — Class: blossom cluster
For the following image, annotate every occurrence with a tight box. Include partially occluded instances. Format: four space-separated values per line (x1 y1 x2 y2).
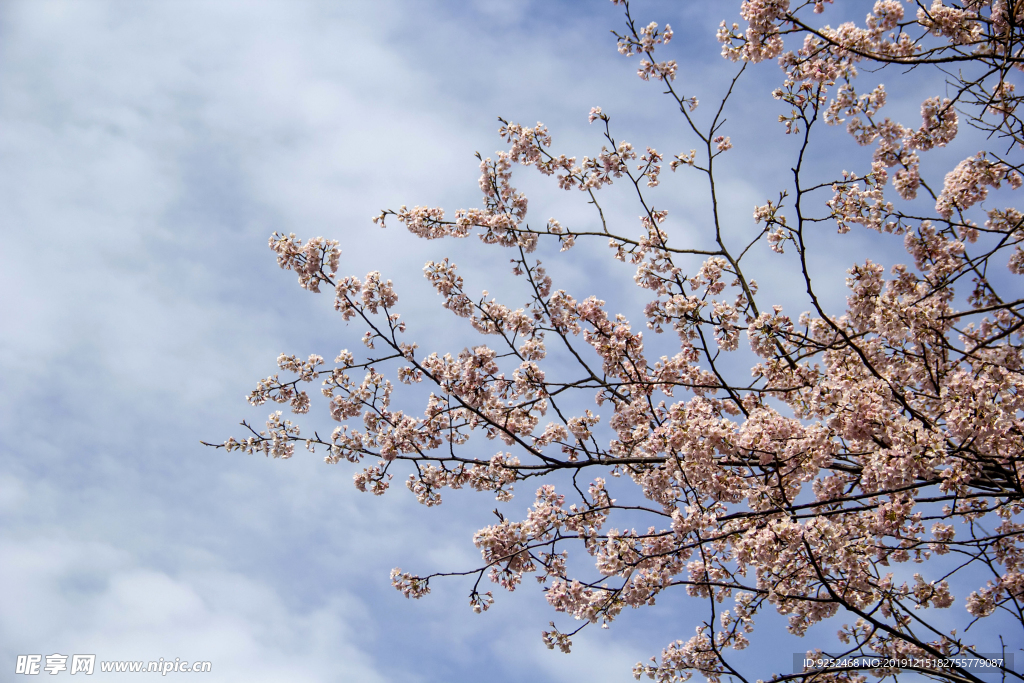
213 2 1024 683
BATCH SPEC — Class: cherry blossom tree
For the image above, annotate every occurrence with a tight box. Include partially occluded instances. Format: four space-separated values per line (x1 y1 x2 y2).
208 2 1024 681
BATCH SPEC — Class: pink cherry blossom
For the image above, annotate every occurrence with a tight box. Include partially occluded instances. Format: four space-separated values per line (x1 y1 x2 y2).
210 3 1024 682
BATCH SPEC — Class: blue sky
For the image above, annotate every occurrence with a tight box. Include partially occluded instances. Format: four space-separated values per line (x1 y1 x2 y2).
1 1 1014 682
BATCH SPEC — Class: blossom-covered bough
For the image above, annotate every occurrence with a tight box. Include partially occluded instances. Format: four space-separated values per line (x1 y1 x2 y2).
207 2 1024 681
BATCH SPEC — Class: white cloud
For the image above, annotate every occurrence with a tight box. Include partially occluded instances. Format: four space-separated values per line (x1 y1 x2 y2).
0 537 385 682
